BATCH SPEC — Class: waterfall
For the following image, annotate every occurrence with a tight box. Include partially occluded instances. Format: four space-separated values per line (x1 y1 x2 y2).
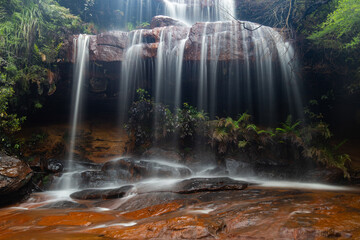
123 0 155 30
61 34 89 189
163 0 235 24
119 30 146 122
154 27 189 109
56 0 302 191
116 0 301 123
174 34 189 109
192 21 301 123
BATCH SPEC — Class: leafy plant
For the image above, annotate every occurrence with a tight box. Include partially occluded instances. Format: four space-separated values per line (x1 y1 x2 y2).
125 89 175 147
127 22 134 31
276 115 301 135
0 0 85 152
136 21 150 29
309 0 360 49
210 113 253 154
175 103 208 141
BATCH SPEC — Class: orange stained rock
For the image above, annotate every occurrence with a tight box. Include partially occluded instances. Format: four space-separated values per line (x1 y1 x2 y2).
37 212 116 226
1 187 360 239
120 201 183 220
86 215 218 239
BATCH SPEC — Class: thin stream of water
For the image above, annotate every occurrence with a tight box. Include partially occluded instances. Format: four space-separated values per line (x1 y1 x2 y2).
62 35 89 189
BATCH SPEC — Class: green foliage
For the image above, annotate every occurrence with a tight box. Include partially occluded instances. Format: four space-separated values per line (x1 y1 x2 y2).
175 103 208 141
125 89 176 146
136 21 150 29
276 115 301 135
0 74 26 135
210 113 256 154
126 90 209 148
127 22 134 31
0 0 84 151
309 0 360 49
208 110 351 178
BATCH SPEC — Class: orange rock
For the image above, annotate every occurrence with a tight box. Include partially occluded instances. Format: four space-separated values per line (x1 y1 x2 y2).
38 212 116 226
120 202 183 220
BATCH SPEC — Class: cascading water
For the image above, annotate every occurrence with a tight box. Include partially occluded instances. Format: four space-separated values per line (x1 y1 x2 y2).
60 34 89 190
193 21 301 122
120 0 156 30
114 0 301 125
119 30 147 122
163 0 235 24
58 0 302 189
154 27 190 110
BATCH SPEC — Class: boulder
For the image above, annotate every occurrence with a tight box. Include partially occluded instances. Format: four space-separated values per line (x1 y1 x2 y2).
70 185 133 200
132 177 249 195
43 158 64 173
101 158 192 182
0 153 33 196
150 15 188 28
173 177 248 194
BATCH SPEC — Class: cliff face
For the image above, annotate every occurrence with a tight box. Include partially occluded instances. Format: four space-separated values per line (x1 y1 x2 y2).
61 16 273 64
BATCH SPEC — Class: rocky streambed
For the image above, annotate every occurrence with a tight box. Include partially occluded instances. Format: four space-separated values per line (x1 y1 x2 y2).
0 177 360 239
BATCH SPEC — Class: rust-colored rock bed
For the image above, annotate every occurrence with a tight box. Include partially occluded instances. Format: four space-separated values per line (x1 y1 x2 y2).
1 185 359 239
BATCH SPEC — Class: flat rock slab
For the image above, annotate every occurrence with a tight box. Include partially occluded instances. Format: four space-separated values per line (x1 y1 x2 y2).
173 177 248 194
40 200 88 209
71 177 248 201
70 185 133 200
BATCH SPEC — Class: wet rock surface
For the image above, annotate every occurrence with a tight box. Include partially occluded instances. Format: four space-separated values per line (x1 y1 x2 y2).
70 185 133 200
66 158 192 189
101 158 192 181
0 153 33 197
1 185 360 239
43 158 63 173
150 15 188 28
62 17 279 63
40 201 88 209
173 177 248 194
72 177 247 201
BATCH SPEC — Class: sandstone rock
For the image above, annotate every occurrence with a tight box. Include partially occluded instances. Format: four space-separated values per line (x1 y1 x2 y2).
0 153 33 196
40 200 88 209
70 185 133 200
184 21 245 61
150 15 188 28
63 18 253 63
173 177 248 194
96 31 128 49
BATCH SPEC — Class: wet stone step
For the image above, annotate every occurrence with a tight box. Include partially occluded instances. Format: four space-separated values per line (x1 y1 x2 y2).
71 178 249 201
40 200 88 209
173 177 249 194
70 185 134 200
